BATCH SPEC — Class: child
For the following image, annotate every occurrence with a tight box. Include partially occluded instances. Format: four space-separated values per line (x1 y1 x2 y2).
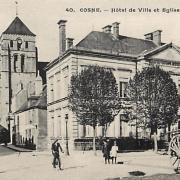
102 140 110 164
110 141 118 164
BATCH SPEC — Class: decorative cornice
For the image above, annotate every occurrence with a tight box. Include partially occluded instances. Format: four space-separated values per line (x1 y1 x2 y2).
46 48 137 71
47 97 69 106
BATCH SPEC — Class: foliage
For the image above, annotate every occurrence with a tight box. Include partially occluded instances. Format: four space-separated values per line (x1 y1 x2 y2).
69 66 121 129
126 65 178 133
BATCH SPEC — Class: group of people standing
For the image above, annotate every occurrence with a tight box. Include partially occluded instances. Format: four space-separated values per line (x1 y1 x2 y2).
51 138 119 170
102 139 118 164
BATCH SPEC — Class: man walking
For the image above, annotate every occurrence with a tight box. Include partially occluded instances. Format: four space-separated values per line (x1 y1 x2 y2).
51 139 64 170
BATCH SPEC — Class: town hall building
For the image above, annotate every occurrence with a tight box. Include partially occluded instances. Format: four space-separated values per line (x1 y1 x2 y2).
46 20 180 151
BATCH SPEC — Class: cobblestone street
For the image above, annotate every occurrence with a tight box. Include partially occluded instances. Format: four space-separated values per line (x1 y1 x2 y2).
0 150 178 180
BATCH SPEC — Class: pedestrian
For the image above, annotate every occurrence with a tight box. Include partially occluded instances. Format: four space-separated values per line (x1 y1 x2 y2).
102 140 111 164
51 139 64 170
110 140 118 164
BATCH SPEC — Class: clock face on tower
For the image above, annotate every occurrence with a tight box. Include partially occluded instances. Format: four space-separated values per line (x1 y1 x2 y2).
17 38 22 44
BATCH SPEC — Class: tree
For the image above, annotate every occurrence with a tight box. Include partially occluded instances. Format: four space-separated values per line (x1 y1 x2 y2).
126 65 178 152
69 66 121 154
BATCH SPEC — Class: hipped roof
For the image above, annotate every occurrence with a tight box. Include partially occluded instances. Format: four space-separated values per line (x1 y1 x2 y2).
75 31 157 55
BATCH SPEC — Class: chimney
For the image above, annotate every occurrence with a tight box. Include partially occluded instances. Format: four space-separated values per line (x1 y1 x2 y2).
144 30 162 46
102 25 112 33
57 20 67 57
66 38 74 49
112 22 120 37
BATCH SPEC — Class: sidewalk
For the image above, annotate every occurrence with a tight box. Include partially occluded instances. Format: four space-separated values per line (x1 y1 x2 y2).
5 144 33 152
0 150 176 180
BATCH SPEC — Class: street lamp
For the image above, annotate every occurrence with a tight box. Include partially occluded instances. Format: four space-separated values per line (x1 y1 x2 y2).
7 113 14 144
65 114 70 155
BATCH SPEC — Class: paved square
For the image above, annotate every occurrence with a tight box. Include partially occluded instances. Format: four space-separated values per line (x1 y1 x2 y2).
0 150 176 180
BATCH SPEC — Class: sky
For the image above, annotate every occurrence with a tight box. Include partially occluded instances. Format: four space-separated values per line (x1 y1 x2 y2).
1 0 180 62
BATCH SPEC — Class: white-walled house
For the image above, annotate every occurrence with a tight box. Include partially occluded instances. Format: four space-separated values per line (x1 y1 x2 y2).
46 20 180 151
12 78 47 150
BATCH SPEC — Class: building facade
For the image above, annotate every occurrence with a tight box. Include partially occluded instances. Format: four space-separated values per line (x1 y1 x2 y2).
46 20 180 151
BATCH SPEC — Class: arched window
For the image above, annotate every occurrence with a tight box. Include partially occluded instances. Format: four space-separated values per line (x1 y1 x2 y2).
14 54 18 72
21 54 25 72
17 38 22 50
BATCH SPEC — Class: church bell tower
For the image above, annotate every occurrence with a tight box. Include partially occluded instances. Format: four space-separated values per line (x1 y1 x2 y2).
0 16 37 130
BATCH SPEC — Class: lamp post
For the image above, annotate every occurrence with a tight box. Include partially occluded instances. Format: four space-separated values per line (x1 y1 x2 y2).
7 113 13 145
31 123 38 156
65 114 70 156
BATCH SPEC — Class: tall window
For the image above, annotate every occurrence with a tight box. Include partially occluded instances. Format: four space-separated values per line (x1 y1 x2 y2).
21 55 25 72
83 125 86 137
178 84 180 94
120 118 122 137
51 116 54 137
17 116 20 134
57 114 61 137
14 54 18 72
55 72 61 100
64 76 68 97
119 82 128 98
17 42 21 50
62 66 69 97
10 40 13 48
49 76 54 102
20 82 23 90
178 120 180 130
25 41 28 49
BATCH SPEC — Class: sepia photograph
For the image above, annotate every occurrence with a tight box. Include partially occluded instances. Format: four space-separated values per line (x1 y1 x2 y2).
0 0 180 179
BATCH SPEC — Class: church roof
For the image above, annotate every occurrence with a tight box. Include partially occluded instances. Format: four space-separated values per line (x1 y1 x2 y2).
75 31 157 56
15 85 47 114
34 85 47 109
0 125 8 132
3 17 35 36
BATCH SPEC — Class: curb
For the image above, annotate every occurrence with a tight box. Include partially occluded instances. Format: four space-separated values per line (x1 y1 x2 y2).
4 145 33 152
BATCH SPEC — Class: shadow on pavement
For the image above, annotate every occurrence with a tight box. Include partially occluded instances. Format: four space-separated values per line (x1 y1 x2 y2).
128 171 146 176
0 171 6 174
63 165 86 170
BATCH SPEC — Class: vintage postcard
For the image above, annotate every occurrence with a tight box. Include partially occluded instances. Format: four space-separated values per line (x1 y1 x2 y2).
0 0 180 180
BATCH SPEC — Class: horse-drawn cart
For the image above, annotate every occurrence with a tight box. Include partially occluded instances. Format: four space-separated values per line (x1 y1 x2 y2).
168 131 180 171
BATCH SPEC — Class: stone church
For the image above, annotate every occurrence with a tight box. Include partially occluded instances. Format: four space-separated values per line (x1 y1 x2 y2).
0 16 48 149
0 16 37 129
